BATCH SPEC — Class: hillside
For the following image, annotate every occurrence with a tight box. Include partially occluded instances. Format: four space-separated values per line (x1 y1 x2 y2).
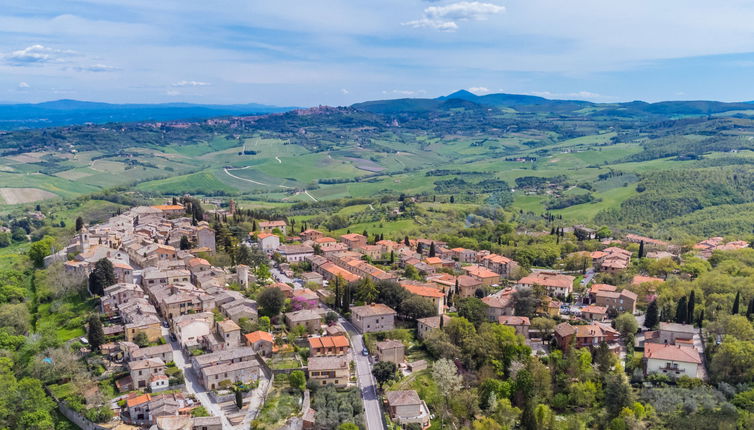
2 92 754 237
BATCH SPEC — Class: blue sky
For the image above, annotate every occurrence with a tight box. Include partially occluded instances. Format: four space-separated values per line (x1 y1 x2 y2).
3 0 754 106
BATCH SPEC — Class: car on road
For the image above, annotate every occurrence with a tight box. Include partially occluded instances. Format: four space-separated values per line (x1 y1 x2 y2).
362 347 369 356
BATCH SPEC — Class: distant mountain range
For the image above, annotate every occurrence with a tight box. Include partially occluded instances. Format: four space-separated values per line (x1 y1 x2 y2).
352 89 754 117
3 90 754 131
0 99 296 130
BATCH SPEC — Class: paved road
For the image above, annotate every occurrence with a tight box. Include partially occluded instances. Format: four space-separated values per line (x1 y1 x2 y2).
271 266 302 288
341 318 386 430
162 327 234 430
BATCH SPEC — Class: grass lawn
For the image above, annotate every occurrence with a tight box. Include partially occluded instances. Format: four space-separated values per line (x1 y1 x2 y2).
35 294 96 341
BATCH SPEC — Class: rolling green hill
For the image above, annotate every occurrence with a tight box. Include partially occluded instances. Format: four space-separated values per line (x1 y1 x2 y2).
3 91 754 236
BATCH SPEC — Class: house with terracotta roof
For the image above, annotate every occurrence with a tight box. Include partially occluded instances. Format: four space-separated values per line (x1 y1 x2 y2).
129 358 166 390
386 390 431 429
498 315 530 338
277 244 314 262
400 282 445 315
580 305 608 322
350 304 397 333
151 204 185 217
480 253 519 278
308 335 350 356
340 233 367 250
644 343 702 378
594 289 638 314
448 247 477 263
516 271 575 297
588 283 617 302
461 265 500 286
592 247 632 273
258 220 287 234
244 331 274 356
482 289 514 321
254 232 280 251
554 323 577 351
301 229 325 241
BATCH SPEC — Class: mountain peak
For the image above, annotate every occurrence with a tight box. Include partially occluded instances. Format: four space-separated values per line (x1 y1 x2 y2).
439 89 479 101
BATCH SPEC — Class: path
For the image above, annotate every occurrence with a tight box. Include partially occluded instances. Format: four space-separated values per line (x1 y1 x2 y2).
341 318 386 430
275 156 282 164
224 167 294 189
303 190 318 202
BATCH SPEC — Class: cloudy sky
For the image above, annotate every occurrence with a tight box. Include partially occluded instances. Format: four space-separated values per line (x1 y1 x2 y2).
3 0 754 106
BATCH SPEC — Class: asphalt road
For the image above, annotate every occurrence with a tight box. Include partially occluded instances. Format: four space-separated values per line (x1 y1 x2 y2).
341 318 387 430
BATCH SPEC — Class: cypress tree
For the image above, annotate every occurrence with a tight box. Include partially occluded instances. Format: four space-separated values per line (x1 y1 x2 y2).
733 291 741 314
747 298 754 319
638 241 645 258
675 296 687 324
697 309 704 328
404 236 410 247
87 313 105 351
687 290 696 325
429 242 436 258
645 300 658 329
75 216 84 232
334 279 340 311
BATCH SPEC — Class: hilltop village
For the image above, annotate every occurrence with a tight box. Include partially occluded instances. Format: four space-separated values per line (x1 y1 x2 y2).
4 197 752 430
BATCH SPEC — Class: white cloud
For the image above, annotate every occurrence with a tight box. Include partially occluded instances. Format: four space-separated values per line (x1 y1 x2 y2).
5 44 76 65
381 89 427 96
18 81 30 88
74 64 118 72
404 1 505 31
171 80 210 87
468 86 490 94
340 88 350 95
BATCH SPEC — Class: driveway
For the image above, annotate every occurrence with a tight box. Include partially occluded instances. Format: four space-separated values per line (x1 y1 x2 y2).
341 318 387 430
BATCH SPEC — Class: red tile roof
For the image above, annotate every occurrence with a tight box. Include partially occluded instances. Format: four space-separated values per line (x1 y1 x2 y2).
644 343 701 364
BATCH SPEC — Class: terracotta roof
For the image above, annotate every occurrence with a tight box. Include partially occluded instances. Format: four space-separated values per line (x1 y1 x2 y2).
581 305 608 315
644 343 701 364
482 254 514 264
555 322 576 337
498 315 530 326
112 261 133 270
463 265 500 279
632 275 664 285
340 233 366 241
416 315 451 329
376 339 404 350
589 283 617 294
151 205 184 211
307 356 348 371
188 257 210 267
401 282 445 298
315 237 337 243
308 335 350 349
517 271 575 289
256 232 276 239
244 331 273 344
126 393 151 407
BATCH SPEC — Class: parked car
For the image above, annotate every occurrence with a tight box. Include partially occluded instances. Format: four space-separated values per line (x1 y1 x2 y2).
362 347 369 356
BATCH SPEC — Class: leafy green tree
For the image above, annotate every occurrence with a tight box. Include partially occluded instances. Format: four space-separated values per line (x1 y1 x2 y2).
28 236 57 268
89 258 115 296
513 288 538 318
372 360 398 388
457 297 487 326
433 358 462 427
338 423 359 430
352 278 378 304
403 264 422 281
191 406 210 417
87 313 105 351
134 332 149 347
605 374 633 418
288 370 306 391
530 317 556 343
258 316 271 332
400 296 436 320
376 281 410 310
258 287 285 317
75 216 84 232
615 313 639 338
324 311 338 325
593 341 613 373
